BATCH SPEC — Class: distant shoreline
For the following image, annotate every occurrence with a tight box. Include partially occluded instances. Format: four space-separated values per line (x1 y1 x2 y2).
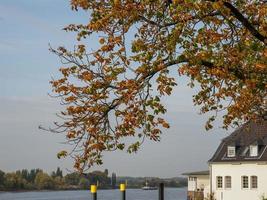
0 186 187 193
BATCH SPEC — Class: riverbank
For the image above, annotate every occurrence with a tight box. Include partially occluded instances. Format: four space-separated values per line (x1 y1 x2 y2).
0 188 187 200
0 186 187 193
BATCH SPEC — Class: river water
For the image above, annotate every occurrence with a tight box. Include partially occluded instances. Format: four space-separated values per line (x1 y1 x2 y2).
0 188 187 200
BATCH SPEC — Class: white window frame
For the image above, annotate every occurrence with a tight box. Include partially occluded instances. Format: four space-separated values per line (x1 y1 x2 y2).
225 176 231 189
227 146 236 157
217 176 223 189
251 176 258 189
189 177 197 181
250 145 258 157
241 176 249 189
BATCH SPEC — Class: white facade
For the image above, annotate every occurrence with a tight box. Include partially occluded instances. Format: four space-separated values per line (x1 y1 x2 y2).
184 121 267 200
210 162 267 200
187 175 210 199
188 177 197 191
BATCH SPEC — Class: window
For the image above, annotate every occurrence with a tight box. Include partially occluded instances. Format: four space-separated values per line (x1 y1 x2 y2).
242 176 249 189
250 145 258 157
251 176 258 189
217 176 223 189
227 146 236 157
225 176 231 189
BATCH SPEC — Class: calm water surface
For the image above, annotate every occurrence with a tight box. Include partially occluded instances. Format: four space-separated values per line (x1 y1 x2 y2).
0 188 186 200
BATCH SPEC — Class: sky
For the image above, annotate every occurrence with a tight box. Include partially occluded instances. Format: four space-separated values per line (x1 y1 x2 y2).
0 0 229 178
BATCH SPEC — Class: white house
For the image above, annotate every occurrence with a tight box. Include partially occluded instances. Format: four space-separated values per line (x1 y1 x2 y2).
182 170 210 200
184 119 267 200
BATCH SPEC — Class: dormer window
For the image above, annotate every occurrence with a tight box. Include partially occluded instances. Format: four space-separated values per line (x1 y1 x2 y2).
250 145 258 157
227 146 236 157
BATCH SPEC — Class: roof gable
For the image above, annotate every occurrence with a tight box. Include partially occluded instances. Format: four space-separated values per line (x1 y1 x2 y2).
209 120 267 163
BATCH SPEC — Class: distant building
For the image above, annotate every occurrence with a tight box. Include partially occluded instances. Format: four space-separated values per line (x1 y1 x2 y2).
111 172 116 189
104 169 108 177
184 119 267 200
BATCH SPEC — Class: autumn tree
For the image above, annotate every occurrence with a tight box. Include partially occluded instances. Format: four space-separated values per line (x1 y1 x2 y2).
51 167 63 178
4 173 26 190
64 172 81 186
35 171 55 190
49 0 267 171
28 169 42 183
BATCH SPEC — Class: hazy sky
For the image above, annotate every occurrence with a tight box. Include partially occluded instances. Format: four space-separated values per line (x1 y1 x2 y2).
0 0 229 178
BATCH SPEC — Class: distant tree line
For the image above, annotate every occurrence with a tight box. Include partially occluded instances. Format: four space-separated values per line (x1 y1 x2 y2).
0 168 186 191
117 176 187 188
0 168 113 191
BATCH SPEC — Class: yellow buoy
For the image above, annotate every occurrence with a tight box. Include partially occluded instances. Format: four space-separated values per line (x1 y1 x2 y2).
120 183 126 191
90 185 97 193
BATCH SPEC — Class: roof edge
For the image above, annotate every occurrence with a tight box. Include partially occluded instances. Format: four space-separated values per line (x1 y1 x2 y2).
182 170 210 176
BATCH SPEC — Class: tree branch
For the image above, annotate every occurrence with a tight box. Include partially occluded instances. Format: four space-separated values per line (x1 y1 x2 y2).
207 1 267 44
223 2 266 43
155 55 246 81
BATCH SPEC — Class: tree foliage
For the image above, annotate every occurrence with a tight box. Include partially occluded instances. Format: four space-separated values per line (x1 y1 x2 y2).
0 170 5 189
35 171 55 190
0 168 115 191
49 0 267 171
51 167 63 178
4 173 27 190
64 172 81 186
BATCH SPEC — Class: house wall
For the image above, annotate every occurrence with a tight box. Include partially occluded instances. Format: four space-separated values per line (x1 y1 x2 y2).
211 163 267 200
188 177 197 191
188 175 210 199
